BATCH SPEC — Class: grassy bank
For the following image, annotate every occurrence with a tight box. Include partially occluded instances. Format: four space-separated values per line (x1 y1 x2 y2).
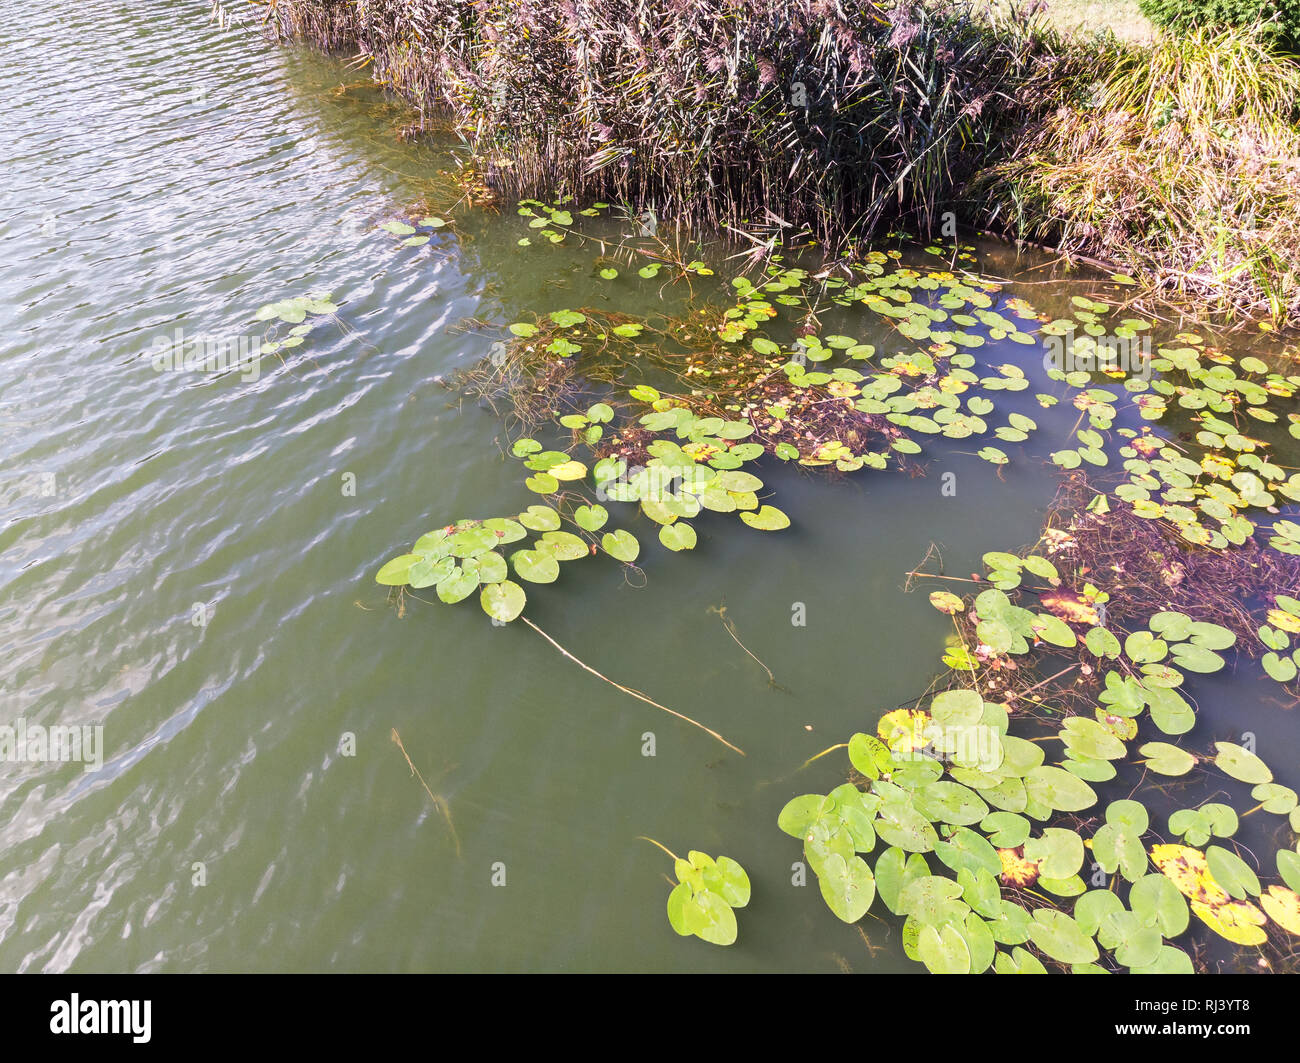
262 0 1300 326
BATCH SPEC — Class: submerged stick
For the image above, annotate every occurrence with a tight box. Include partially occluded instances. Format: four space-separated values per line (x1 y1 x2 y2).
636 836 681 862
707 603 787 691
391 728 462 858
520 616 746 756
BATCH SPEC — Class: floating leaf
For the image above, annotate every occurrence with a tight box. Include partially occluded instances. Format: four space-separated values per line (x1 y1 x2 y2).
1024 766 1097 813
574 504 608 532
917 923 971 974
929 591 964 614
510 549 559 584
659 522 697 551
818 853 876 923
376 553 420 586
1138 741 1195 776
1205 845 1261 899
1028 909 1099 965
601 529 640 563
1262 886 1300 935
1191 898 1267 946
480 580 526 622
1213 742 1273 784
740 505 790 531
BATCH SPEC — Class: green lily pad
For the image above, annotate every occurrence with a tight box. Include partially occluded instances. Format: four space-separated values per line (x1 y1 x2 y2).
601 529 640 562
1205 845 1261 899
510 549 560 584
376 553 420 586
1028 909 1099 965
1139 742 1195 776
817 853 876 923
1024 828 1085 879
739 505 790 531
436 563 481 603
1024 766 1098 814
659 522 697 551
917 923 971 973
995 946 1048 974
573 504 608 532
480 580 526 622
1130 873 1189 937
1214 741 1273 784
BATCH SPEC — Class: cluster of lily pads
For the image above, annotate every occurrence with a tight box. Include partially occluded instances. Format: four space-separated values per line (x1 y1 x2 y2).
251 292 338 355
374 396 790 621
955 535 1297 698
778 576 1300 971
1259 595 1300 683
664 850 752 946
379 214 448 247
502 195 1300 534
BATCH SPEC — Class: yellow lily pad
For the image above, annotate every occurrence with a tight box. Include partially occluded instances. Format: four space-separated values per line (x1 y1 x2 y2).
1261 885 1300 936
1150 844 1230 906
878 709 931 754
1191 898 1268 946
1267 609 1300 634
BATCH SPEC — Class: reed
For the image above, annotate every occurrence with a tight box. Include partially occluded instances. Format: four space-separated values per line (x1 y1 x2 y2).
265 0 1084 239
264 0 1300 325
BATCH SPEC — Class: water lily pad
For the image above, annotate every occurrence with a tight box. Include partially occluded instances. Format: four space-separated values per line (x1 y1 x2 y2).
875 800 939 853
573 504 608 532
995 945 1047 974
1191 897 1268 946
376 553 420 586
1260 886 1300 936
929 591 964 614
1145 685 1195 735
934 826 1001 876
659 522 697 551
1024 766 1097 814
874 847 930 916
510 549 559 584
1139 741 1195 776
981 811 1030 848
538 530 588 561
817 853 876 923
1213 741 1272 784
436 563 481 603
917 923 971 973
913 782 989 826
600 529 640 563
1205 845 1261 899
518 505 561 531
739 505 790 530
480 580 526 622
1028 909 1098 965
1024 828 1084 879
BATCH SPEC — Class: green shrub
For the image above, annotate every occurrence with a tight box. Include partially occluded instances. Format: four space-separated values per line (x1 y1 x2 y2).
1137 0 1300 46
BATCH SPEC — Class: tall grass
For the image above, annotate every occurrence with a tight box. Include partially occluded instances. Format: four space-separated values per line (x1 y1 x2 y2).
983 26 1300 320
266 1 1300 324
266 0 1086 242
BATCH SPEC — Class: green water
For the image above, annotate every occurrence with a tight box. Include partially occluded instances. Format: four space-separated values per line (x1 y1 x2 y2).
0 0 1294 973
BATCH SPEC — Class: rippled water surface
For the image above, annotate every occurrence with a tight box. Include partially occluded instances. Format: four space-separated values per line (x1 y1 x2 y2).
1 0 1295 973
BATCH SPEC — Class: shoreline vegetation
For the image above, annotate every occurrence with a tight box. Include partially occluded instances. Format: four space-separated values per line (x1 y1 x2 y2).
260 0 1300 330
